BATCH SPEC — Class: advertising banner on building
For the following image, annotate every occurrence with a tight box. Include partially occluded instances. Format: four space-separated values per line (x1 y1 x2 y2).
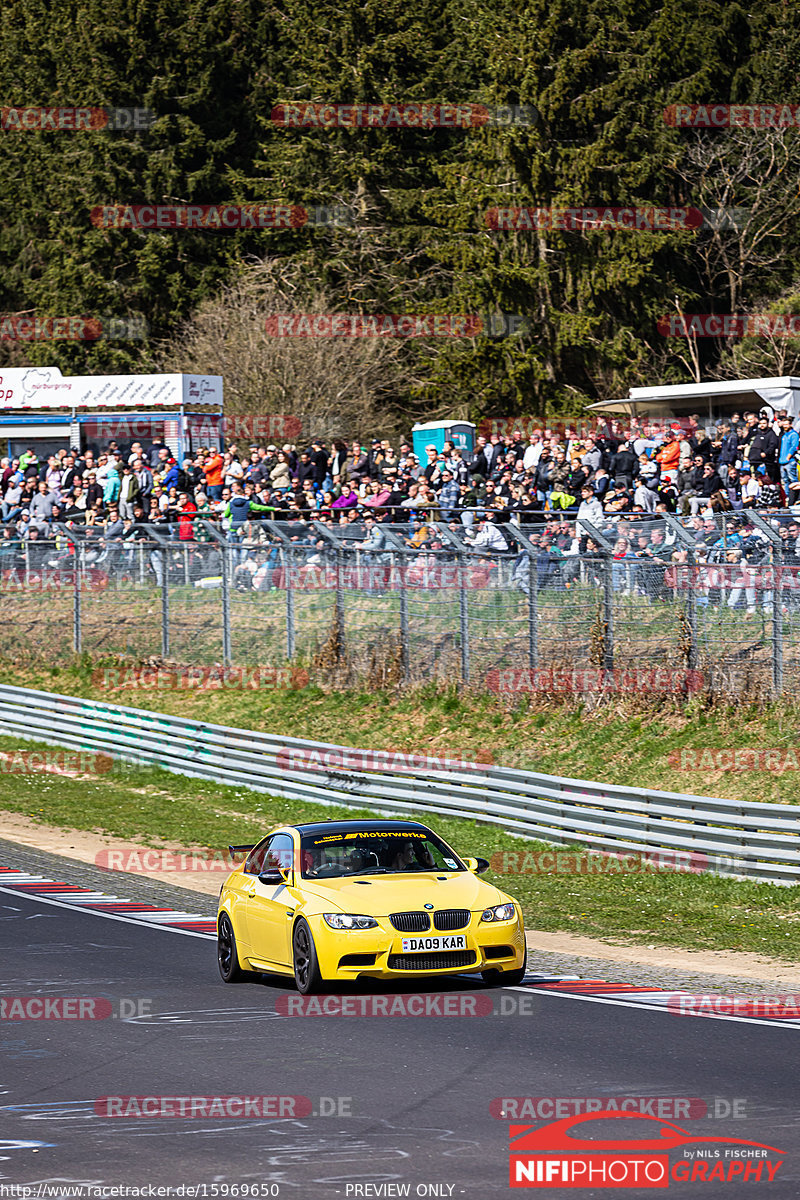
0 367 223 410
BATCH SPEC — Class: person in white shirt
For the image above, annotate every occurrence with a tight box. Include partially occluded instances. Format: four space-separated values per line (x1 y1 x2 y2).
740 468 761 506
223 453 244 487
468 516 507 552
522 432 544 472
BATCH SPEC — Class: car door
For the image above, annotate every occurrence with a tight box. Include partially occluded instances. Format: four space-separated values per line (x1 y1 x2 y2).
243 833 296 969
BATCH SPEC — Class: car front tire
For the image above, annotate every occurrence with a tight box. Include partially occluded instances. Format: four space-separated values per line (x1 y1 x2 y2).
218 912 247 982
292 918 325 994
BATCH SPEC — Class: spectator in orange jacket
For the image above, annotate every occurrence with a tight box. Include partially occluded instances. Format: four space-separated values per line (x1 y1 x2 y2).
202 452 224 500
655 431 681 478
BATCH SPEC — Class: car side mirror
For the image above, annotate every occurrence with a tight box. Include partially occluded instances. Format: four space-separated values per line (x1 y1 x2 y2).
464 857 490 875
258 869 286 885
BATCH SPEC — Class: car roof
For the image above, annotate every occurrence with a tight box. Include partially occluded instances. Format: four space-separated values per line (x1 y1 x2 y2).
293 819 431 836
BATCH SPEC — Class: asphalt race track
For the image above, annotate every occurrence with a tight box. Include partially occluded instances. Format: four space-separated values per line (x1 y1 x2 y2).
1 842 799 1197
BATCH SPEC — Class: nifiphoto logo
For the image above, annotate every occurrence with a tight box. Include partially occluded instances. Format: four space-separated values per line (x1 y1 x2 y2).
508 1110 784 1187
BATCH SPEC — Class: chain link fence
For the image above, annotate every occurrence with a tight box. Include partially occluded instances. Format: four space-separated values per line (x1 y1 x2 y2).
2 510 797 697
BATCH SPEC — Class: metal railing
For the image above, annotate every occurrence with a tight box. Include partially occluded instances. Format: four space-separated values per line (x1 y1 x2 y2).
0 684 796 884
2 510 800 695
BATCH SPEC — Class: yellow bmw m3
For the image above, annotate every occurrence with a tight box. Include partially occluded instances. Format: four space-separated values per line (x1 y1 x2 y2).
217 818 526 993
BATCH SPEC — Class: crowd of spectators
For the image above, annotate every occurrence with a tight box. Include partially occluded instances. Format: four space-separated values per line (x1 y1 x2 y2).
1 410 799 582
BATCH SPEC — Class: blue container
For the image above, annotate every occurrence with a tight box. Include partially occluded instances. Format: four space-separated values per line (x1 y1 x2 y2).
411 420 476 460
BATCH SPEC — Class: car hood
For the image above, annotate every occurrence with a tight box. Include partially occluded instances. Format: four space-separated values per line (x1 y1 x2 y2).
299 871 509 915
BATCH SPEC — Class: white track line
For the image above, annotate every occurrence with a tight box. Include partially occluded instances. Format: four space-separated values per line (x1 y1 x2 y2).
0 884 216 940
507 985 800 1030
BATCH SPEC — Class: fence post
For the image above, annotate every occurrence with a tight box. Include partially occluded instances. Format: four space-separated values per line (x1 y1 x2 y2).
686 547 698 672
73 544 82 654
161 550 169 658
527 551 538 670
286 547 295 660
335 548 346 655
459 551 470 684
221 541 232 667
772 544 783 697
399 556 410 681
603 551 614 673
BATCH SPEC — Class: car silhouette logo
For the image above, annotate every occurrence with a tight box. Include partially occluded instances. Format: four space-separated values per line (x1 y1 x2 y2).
510 1112 784 1155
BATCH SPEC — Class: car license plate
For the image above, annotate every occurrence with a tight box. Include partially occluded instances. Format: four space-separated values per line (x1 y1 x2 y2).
400 935 467 952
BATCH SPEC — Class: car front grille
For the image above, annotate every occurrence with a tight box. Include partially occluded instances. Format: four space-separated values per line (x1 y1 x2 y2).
389 911 431 933
432 908 470 931
387 951 476 971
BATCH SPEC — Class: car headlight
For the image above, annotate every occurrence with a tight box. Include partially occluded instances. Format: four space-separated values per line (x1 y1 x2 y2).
480 903 516 923
323 913 378 930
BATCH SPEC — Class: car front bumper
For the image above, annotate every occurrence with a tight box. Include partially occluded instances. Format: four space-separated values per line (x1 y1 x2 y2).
310 908 526 980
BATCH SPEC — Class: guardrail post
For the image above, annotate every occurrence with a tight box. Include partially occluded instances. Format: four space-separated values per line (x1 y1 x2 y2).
459 551 470 684
286 547 296 660
527 550 538 669
221 541 232 667
73 544 82 654
161 550 169 658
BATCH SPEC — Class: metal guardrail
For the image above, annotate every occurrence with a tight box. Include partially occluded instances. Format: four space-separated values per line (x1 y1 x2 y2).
0 684 796 884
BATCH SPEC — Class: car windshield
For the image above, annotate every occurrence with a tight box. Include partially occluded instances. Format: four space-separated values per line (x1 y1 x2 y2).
300 828 464 879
